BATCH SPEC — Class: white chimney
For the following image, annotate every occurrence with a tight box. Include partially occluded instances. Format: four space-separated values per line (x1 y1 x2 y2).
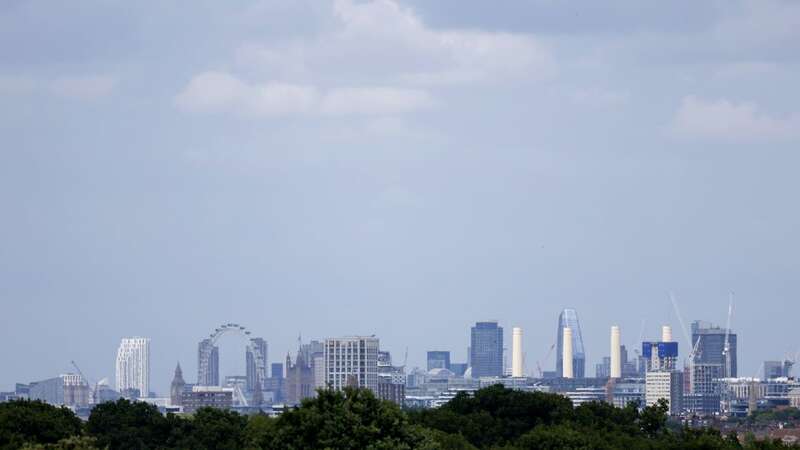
661 325 672 343
512 327 523 377
562 327 574 378
610 325 621 378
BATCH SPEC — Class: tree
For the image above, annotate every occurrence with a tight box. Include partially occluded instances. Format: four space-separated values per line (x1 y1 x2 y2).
86 399 169 450
0 400 82 449
244 414 277 449
640 398 669 437
184 407 247 450
270 387 422 449
410 385 574 448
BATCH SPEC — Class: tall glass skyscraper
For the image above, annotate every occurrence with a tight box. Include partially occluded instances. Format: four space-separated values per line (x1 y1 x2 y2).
470 321 503 377
556 309 586 378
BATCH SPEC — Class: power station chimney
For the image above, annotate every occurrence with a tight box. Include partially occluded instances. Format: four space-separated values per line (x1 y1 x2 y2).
512 327 523 377
610 325 621 379
562 327 574 378
661 325 672 343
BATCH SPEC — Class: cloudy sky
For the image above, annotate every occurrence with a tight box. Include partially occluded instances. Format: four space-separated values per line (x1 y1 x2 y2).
2 0 799 392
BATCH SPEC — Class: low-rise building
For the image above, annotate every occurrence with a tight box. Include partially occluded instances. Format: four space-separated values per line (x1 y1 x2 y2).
181 386 233 413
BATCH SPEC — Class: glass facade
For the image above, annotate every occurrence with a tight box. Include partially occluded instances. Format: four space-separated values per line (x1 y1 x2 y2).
470 321 503 378
556 309 586 378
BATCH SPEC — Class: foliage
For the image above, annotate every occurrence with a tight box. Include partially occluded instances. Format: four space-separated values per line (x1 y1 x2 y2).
0 400 83 449
408 384 573 448
4 386 800 449
86 398 169 449
268 387 422 449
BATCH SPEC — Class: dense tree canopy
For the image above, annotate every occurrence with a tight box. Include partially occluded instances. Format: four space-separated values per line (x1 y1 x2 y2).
0 400 83 450
1 387 799 449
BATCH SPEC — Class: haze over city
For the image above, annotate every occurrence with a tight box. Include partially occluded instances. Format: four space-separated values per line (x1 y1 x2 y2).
2 0 800 395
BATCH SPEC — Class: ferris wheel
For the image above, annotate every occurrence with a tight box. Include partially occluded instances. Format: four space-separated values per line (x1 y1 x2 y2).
197 323 267 388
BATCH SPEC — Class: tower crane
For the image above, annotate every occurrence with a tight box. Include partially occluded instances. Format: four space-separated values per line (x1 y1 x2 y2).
71 360 98 403
536 343 555 378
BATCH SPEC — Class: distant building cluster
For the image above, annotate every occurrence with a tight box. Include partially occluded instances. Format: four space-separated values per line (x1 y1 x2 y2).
4 303 798 421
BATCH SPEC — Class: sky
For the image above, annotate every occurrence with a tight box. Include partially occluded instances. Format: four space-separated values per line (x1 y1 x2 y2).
1 0 800 394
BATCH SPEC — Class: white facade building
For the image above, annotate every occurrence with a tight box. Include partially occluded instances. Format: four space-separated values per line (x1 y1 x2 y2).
324 336 379 392
646 371 683 415
116 337 151 397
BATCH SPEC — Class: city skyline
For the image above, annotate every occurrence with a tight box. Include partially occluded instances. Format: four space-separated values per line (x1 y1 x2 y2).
2 308 756 396
3 0 800 395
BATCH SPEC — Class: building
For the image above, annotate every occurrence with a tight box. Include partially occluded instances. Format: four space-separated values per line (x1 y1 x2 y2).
271 363 284 379
246 338 268 393
324 336 379 392
646 371 684 415
170 363 186 407
642 341 679 373
181 386 233 413
284 350 315 405
377 373 405 405
116 337 150 397
611 378 645 408
427 351 451 371
790 388 800 408
596 357 611 379
470 322 503 378
564 387 607 406
28 374 89 407
556 309 586 378
691 320 737 378
764 360 793 379
197 338 220 386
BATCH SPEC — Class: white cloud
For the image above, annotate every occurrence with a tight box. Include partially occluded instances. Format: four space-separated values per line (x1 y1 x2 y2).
175 71 433 117
49 75 117 99
671 95 800 140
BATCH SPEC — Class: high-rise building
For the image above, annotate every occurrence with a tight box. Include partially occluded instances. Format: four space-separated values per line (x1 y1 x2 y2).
470 321 503 378
116 337 150 397
197 338 219 386
170 363 186 406
764 360 793 379
556 309 586 378
271 363 284 379
324 336 379 392
246 338 268 393
427 351 451 371
691 320 737 378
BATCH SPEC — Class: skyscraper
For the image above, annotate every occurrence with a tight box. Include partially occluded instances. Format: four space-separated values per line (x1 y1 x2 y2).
115 337 150 397
426 351 451 371
246 338 268 393
691 320 737 378
470 321 503 378
324 336 379 392
556 309 586 378
197 338 219 386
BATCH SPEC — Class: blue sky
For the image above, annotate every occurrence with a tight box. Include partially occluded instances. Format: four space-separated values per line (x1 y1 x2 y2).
2 0 799 393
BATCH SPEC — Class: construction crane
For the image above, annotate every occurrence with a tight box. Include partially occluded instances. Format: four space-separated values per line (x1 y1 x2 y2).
669 292 694 370
722 292 734 378
71 360 98 403
536 343 556 378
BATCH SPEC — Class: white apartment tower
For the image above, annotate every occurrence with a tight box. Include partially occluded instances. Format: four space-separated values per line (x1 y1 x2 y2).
324 336 379 392
116 337 151 397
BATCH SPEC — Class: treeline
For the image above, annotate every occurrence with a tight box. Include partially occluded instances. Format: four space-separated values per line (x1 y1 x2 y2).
1 385 797 449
